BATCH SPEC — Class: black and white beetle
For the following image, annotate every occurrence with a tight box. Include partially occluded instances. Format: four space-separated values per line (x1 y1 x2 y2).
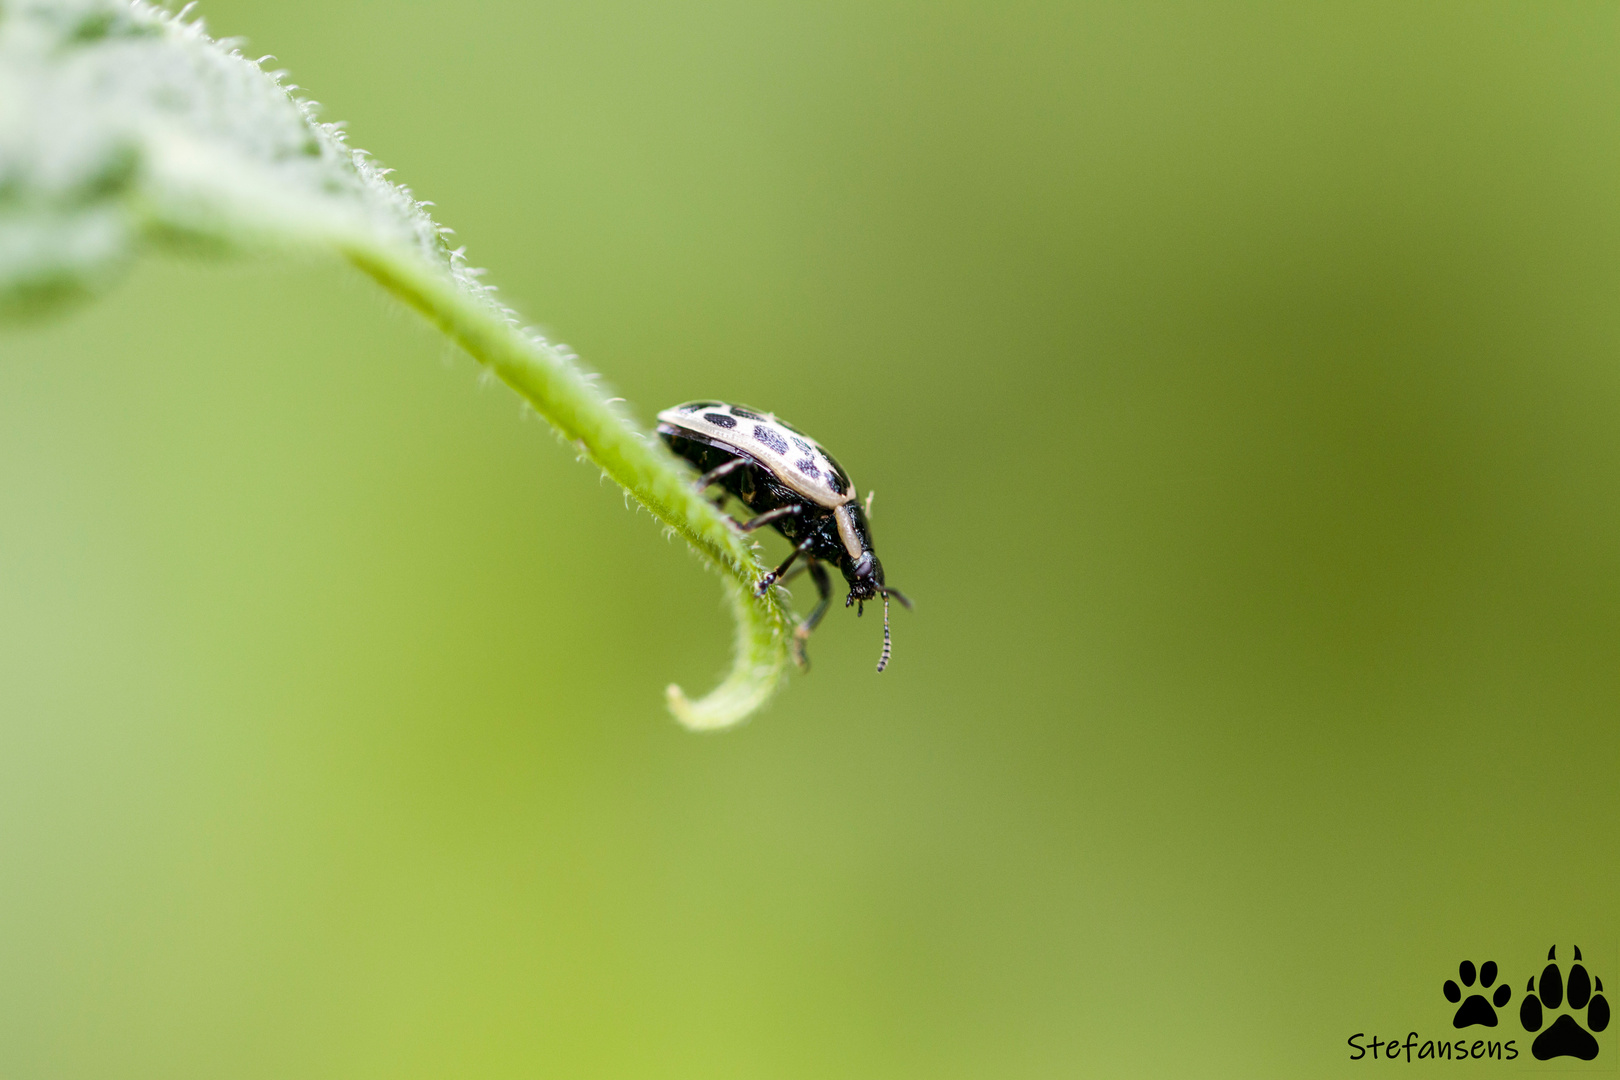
656 401 912 672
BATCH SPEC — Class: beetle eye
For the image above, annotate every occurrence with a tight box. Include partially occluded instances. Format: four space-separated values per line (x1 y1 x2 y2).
853 552 874 577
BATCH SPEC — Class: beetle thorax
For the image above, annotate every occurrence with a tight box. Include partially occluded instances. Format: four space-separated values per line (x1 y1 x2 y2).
833 505 864 562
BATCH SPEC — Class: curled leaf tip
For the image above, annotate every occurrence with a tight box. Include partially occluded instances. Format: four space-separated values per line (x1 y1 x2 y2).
665 655 788 732
666 684 728 731
664 573 790 730
665 670 785 732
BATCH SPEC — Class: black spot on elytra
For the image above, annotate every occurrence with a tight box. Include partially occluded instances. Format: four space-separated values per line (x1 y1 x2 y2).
791 436 814 453
795 458 821 479
703 412 737 429
731 407 764 420
681 401 722 412
826 471 847 495
1445 959 1510 1028
1521 946 1608 1061
753 425 788 454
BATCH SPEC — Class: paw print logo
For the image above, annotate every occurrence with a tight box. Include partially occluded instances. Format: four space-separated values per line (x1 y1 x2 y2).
1520 945 1610 1061
1444 959 1512 1027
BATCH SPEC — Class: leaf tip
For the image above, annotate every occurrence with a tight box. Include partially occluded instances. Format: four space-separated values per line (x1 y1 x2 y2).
665 682 735 732
664 661 785 732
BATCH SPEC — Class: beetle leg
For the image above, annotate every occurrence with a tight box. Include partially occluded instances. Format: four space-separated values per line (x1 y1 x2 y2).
755 532 815 596
692 456 749 492
736 504 802 533
755 547 798 597
790 561 834 671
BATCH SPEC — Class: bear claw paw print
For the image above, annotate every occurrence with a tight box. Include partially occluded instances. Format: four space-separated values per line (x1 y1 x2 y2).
1445 960 1512 1027
1520 945 1609 1061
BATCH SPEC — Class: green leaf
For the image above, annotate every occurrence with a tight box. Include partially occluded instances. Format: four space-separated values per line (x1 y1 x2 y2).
0 0 792 729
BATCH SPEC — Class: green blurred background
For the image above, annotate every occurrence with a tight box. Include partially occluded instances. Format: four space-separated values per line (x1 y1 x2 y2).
2 0 1617 1076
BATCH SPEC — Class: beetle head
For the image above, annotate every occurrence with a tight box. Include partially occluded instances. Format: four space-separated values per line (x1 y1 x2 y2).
841 558 913 672
834 502 911 671
843 551 884 604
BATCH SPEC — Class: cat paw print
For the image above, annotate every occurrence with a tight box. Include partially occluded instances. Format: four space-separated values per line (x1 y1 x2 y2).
1520 945 1610 1061
1445 959 1512 1027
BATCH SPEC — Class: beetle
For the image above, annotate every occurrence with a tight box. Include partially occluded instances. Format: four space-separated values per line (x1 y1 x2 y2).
656 401 911 672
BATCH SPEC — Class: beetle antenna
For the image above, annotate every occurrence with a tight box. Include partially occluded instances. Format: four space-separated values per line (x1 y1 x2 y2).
876 593 892 672
884 586 913 611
